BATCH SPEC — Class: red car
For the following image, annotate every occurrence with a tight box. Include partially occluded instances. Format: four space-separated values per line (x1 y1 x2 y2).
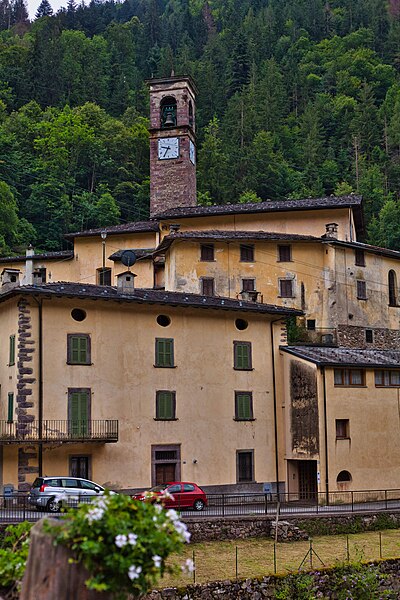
133 481 207 511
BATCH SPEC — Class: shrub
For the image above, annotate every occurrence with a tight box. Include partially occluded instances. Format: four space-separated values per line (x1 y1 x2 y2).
0 521 33 596
48 492 191 599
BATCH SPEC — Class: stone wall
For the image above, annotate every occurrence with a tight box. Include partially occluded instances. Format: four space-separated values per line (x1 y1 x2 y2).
337 324 400 349
144 560 400 599
17 298 38 492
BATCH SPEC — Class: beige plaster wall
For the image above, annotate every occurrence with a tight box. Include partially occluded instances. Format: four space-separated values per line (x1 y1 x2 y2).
159 207 354 240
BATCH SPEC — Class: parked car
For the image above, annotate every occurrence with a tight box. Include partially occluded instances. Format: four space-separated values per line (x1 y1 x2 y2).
133 482 207 511
28 476 113 512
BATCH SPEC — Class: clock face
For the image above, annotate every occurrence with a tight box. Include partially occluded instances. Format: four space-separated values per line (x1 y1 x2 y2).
158 137 179 160
189 140 196 165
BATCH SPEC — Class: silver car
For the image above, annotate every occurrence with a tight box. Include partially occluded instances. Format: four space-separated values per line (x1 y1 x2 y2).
28 476 110 512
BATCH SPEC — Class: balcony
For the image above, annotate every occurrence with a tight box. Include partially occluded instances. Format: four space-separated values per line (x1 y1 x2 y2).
0 420 118 444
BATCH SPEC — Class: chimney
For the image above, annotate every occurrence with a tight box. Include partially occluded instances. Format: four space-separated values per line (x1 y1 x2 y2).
1 268 21 290
169 223 181 234
25 244 34 285
324 223 338 239
117 271 137 295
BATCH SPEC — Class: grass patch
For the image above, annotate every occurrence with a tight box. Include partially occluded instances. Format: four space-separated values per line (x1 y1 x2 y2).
158 529 400 588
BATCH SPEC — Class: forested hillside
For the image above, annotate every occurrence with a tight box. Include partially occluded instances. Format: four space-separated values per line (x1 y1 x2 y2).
0 0 399 252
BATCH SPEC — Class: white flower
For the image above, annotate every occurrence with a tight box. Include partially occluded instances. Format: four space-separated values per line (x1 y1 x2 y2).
152 555 162 568
166 508 179 522
86 507 104 523
128 565 142 580
174 520 191 543
115 534 127 548
154 504 163 513
160 490 175 501
181 558 195 573
128 533 138 546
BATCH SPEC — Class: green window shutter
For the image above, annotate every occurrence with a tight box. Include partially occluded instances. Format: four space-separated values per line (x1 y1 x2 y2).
70 336 88 364
156 339 174 367
235 343 251 369
236 393 252 419
70 391 89 435
7 393 14 422
9 335 15 366
157 392 174 419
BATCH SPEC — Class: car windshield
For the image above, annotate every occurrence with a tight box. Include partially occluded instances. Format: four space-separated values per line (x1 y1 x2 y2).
150 485 168 493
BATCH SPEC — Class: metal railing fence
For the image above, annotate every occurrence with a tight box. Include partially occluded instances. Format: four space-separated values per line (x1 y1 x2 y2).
0 488 400 523
0 420 118 443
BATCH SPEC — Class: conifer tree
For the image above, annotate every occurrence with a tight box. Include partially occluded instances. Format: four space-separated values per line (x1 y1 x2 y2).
36 0 53 19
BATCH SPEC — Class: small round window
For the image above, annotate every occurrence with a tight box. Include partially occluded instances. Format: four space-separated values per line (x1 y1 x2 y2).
337 470 352 483
235 318 248 331
157 315 171 327
71 308 87 322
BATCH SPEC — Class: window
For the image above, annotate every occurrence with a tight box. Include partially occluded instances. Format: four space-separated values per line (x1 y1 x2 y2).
97 268 112 286
336 419 349 439
233 341 252 370
9 335 15 366
157 315 171 327
235 392 254 420
201 278 215 296
240 244 254 262
241 278 255 292
235 318 248 331
365 329 373 343
67 334 91 365
156 391 176 420
70 456 90 479
334 369 365 386
356 280 367 300
388 270 398 307
337 470 352 483
7 392 13 423
200 244 214 261
279 278 294 298
71 308 87 322
237 450 254 482
375 370 400 387
307 320 316 331
278 245 292 262
355 249 365 267
155 338 174 367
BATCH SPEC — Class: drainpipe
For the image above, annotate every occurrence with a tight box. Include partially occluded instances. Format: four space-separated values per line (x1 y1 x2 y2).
270 318 283 497
31 296 43 477
321 366 329 503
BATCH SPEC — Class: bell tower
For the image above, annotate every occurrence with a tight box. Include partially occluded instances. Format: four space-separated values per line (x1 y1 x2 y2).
148 76 197 217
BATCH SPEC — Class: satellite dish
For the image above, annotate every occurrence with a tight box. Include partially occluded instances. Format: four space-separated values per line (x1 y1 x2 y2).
120 250 137 268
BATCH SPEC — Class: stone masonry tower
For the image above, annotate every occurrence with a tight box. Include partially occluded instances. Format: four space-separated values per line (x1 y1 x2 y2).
148 76 197 217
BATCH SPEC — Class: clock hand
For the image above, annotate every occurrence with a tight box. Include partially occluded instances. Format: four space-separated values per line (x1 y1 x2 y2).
163 146 171 157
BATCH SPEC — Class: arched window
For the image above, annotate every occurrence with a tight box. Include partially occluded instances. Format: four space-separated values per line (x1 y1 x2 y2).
160 96 177 128
337 470 352 483
388 270 397 307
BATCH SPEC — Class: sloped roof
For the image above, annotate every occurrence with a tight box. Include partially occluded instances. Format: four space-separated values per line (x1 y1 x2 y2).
281 346 400 368
153 195 363 221
65 221 159 240
0 251 74 264
0 282 302 316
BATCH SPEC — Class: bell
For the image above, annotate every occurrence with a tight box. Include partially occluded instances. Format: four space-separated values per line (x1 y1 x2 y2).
163 109 175 127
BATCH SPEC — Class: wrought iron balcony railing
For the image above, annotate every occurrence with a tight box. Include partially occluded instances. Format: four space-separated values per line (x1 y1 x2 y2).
0 420 118 443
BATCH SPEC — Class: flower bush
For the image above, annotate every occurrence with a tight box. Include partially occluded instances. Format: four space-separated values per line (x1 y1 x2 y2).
48 492 190 599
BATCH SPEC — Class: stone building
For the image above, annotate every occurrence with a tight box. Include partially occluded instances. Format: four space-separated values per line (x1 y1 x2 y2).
0 75 399 499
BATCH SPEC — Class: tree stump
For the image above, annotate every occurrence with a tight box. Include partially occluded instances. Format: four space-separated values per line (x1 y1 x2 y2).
20 518 113 600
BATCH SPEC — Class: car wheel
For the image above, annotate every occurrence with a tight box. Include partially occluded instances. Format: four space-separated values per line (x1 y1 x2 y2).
193 499 205 511
47 498 61 513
